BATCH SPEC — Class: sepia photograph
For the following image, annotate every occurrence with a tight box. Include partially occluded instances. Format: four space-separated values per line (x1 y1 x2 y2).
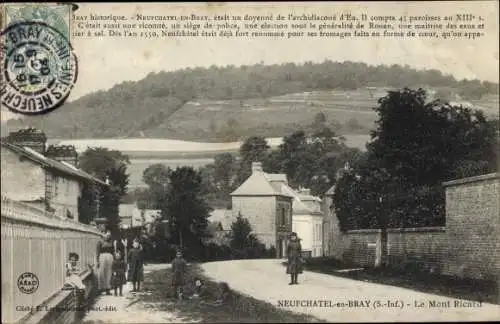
1 1 499 323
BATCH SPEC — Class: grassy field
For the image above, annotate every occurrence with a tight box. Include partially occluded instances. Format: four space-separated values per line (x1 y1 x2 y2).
149 89 499 141
158 89 381 140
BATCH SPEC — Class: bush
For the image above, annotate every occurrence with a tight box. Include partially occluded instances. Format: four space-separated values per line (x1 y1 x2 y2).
204 243 232 261
203 242 276 262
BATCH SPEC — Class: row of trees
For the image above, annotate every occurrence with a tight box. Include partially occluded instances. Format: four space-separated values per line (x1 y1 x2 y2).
198 114 362 209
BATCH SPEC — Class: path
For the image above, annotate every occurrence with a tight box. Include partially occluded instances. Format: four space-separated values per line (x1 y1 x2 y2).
83 264 193 323
201 259 500 322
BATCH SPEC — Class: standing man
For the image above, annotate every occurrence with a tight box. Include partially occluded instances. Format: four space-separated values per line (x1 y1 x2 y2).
286 232 303 285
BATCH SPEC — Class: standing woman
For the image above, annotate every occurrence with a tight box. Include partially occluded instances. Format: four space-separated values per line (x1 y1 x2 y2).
286 232 303 285
96 229 114 295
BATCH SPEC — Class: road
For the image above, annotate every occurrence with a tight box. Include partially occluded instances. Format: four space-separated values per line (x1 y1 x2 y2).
201 259 500 322
82 264 195 323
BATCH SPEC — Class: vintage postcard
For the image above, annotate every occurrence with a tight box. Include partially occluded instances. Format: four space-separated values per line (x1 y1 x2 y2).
1 1 499 323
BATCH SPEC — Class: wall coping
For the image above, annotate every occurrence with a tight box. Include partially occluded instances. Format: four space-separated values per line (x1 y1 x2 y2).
1 196 103 236
346 229 381 234
387 226 446 233
442 172 500 187
346 227 446 234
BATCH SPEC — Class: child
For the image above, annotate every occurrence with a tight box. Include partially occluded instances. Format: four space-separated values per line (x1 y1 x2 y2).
191 278 204 299
127 238 144 293
65 252 85 290
171 250 187 300
112 251 126 296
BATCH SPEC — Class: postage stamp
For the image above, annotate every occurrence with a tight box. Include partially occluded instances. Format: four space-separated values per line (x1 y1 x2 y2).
1 3 77 115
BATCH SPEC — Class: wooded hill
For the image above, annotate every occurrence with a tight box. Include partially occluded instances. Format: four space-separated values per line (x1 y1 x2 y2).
4 61 498 141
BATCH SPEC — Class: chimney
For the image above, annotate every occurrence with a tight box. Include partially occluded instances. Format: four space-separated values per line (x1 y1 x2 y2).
6 128 47 154
45 144 79 167
252 162 263 173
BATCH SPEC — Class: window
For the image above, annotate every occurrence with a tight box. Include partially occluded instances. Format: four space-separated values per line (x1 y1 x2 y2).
282 207 286 225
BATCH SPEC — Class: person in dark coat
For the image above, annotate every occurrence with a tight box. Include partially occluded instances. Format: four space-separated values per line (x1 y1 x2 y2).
286 232 303 285
112 251 126 296
128 238 144 292
171 250 187 300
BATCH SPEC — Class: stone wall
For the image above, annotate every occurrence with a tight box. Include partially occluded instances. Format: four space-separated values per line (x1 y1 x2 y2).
341 229 381 267
442 173 500 281
333 173 500 285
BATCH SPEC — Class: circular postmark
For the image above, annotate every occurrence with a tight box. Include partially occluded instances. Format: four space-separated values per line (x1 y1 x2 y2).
17 272 39 294
1 21 78 115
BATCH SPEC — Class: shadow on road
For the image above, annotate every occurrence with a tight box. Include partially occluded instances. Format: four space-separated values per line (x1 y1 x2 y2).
140 264 326 323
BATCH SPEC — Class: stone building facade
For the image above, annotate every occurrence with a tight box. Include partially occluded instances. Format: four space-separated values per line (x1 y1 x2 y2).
230 162 293 258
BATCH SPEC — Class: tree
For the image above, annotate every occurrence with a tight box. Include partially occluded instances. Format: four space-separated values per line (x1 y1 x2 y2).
79 148 130 234
213 153 238 197
311 111 327 133
335 88 498 236
235 136 270 186
228 213 255 250
368 88 497 186
164 167 212 253
228 212 266 259
142 164 172 211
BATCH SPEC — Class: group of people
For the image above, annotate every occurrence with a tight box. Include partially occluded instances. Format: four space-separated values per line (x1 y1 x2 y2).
66 228 303 298
95 229 144 296
95 228 189 300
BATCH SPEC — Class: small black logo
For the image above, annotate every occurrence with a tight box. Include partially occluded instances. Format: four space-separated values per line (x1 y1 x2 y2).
17 272 39 294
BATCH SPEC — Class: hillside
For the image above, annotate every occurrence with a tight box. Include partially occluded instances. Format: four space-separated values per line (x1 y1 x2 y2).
4 61 499 141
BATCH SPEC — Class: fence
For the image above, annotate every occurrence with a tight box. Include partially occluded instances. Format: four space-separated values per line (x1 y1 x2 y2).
1 196 102 324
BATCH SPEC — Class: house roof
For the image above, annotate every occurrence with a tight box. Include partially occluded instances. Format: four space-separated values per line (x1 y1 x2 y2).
1 141 107 186
281 185 323 215
230 170 294 198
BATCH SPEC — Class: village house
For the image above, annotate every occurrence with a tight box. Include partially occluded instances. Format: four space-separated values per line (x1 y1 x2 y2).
294 189 324 258
204 208 233 245
1 128 107 223
230 162 293 258
119 203 161 232
277 184 324 258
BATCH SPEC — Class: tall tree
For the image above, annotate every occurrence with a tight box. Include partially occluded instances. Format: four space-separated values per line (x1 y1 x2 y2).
213 153 237 195
79 147 130 234
335 88 498 235
142 164 172 211
164 167 212 252
368 87 497 186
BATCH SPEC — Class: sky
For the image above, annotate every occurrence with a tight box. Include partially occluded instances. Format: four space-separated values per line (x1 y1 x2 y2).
1 1 498 109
